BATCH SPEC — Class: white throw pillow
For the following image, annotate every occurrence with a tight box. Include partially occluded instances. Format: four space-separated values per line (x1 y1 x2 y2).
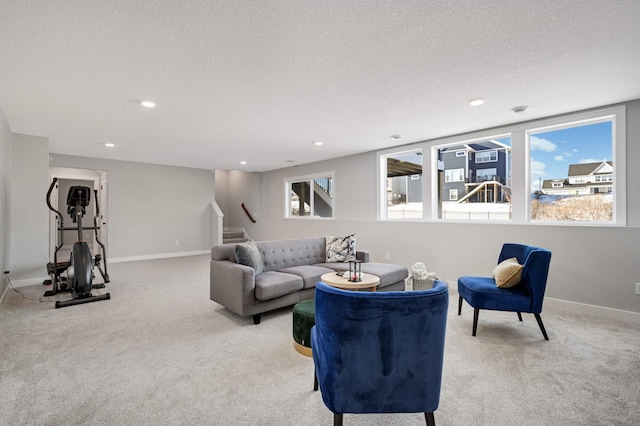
492 257 523 288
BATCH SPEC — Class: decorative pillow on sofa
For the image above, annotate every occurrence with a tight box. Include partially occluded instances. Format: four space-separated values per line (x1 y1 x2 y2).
235 240 264 275
326 234 356 262
492 257 523 288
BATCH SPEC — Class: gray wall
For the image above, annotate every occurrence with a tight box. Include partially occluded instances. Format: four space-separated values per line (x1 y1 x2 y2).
0 110 11 298
10 134 50 283
51 155 215 260
215 169 262 236
7 149 215 284
249 101 640 315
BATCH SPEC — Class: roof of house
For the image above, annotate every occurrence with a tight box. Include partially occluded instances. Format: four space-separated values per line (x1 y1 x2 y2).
567 161 612 177
440 140 509 154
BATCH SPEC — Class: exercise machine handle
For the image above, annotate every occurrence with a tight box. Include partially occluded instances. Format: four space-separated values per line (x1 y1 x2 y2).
46 177 63 218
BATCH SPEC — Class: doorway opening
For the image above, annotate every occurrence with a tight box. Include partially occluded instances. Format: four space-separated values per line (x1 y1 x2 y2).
48 167 108 259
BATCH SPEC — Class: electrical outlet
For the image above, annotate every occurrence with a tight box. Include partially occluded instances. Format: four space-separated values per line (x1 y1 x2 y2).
385 252 391 261
175 240 180 246
636 282 640 295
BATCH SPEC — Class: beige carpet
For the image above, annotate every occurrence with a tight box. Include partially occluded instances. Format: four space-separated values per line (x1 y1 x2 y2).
1 255 639 425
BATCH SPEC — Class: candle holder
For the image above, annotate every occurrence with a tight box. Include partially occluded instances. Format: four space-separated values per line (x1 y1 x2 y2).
348 258 362 282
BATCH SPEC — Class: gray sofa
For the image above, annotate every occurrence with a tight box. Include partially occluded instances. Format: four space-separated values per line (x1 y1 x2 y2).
210 237 409 324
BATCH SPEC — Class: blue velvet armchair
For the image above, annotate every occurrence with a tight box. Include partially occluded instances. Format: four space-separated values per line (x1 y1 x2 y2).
457 243 552 340
311 281 449 426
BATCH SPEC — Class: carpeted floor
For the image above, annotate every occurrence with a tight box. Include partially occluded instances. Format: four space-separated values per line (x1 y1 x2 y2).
1 255 639 425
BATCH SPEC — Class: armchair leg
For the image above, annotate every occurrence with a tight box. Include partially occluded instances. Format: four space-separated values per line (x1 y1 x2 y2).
472 308 479 336
334 413 343 426
313 369 318 391
534 313 549 340
458 295 463 315
425 412 435 426
252 313 262 324
517 312 523 321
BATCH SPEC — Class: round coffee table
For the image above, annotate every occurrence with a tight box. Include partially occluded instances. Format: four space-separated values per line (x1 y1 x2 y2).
320 272 380 292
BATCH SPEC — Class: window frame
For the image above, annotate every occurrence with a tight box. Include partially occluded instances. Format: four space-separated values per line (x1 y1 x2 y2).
376 104 626 226
284 171 335 220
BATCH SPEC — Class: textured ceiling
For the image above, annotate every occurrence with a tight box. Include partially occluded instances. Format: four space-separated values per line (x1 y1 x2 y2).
1 1 639 172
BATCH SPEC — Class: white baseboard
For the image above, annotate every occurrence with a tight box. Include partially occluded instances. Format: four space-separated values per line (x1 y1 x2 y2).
4 251 210 289
544 297 640 325
446 279 640 325
7 276 49 288
109 250 209 264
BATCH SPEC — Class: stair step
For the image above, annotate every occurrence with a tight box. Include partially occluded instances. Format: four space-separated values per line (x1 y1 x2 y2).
223 231 245 239
223 237 248 244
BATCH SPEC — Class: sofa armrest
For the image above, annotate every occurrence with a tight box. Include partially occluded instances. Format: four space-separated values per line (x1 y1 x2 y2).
356 250 370 263
210 260 256 317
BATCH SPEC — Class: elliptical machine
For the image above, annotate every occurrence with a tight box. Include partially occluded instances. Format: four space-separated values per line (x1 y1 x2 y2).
45 177 110 308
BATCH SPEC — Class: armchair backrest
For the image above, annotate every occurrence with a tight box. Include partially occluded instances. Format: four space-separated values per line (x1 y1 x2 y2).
498 243 552 313
311 280 449 415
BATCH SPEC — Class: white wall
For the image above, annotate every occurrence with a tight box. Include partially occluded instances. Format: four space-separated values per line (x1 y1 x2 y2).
250 101 640 317
51 155 215 261
10 134 50 283
0 110 11 299
215 169 262 235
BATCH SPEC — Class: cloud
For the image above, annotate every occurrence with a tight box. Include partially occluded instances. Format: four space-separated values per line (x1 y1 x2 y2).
579 158 608 164
554 155 565 161
530 136 557 152
530 158 546 177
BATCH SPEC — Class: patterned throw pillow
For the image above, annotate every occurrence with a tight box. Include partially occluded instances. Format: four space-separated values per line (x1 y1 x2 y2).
325 234 356 263
235 240 264 275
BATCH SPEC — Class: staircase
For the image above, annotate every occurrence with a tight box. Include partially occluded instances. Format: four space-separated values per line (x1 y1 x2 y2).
223 227 249 244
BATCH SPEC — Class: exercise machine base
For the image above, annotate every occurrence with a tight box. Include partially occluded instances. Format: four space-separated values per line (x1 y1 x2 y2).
55 292 111 309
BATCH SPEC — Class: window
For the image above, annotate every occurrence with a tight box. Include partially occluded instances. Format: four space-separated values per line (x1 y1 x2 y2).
285 173 334 218
476 168 498 181
528 117 617 223
379 149 422 219
476 150 497 163
436 136 511 221
376 105 625 225
445 168 464 182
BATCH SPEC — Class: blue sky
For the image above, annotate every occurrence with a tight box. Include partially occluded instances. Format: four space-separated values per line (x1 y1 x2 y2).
529 121 612 181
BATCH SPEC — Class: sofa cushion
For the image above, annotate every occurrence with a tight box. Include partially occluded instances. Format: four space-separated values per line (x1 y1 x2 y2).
258 238 326 272
279 265 336 289
325 234 356 262
255 271 304 301
235 240 264 275
359 263 409 288
316 262 408 289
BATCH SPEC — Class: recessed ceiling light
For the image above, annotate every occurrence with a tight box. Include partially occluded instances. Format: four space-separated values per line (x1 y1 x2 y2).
104 143 115 148
140 100 156 108
240 161 247 165
313 141 324 146
512 106 528 114
391 135 403 140
469 98 484 106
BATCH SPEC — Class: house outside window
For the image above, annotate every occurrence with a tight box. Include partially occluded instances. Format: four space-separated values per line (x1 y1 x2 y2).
529 116 618 223
376 104 625 225
285 173 334 218
476 150 498 163
380 149 422 219
445 168 464 182
436 137 511 220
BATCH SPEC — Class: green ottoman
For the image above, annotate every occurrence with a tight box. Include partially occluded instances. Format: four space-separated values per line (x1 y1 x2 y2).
292 298 315 357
